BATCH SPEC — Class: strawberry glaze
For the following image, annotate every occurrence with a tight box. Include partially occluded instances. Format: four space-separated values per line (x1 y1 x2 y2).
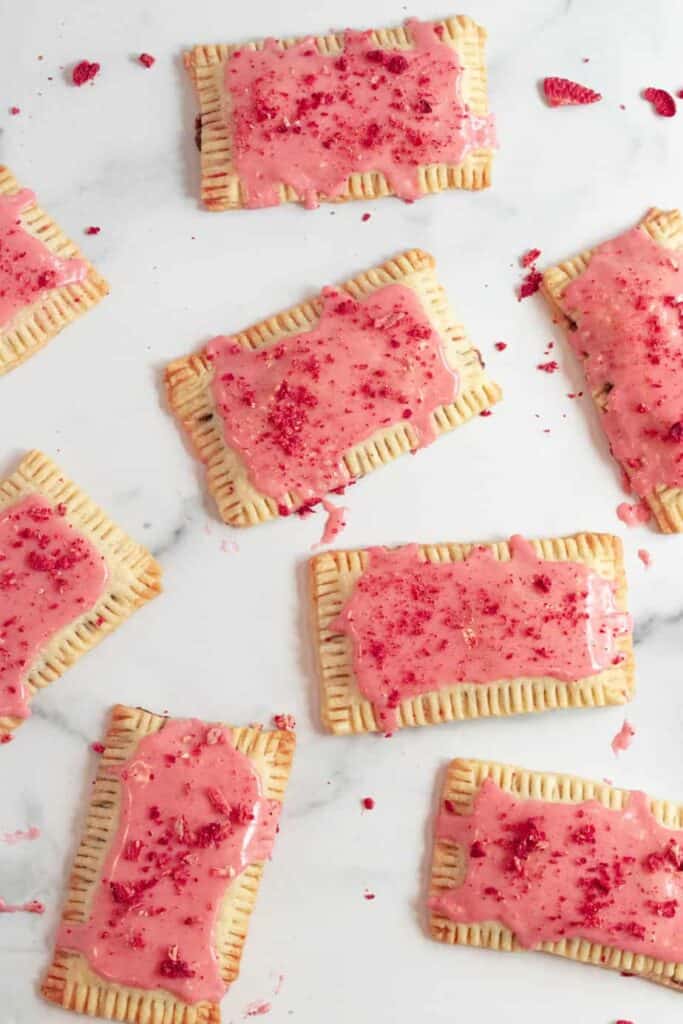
207 283 457 504
0 190 87 329
226 19 496 209
616 500 651 527
562 226 683 497
57 719 282 1004
332 536 631 729
0 496 107 720
0 898 44 914
431 779 683 962
317 499 348 547
611 719 636 756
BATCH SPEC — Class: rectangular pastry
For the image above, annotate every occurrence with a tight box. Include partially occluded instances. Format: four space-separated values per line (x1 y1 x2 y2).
165 249 501 526
185 15 495 211
429 757 683 991
0 451 161 739
42 704 296 1023
542 209 683 533
310 532 633 734
0 165 109 374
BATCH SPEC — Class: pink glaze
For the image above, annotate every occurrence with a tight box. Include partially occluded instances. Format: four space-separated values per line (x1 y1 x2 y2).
244 1002 272 1017
332 536 631 729
1 826 40 845
0 190 87 328
612 719 636 756
431 779 683 962
57 719 282 1005
616 501 651 527
226 20 495 209
0 898 44 913
317 499 348 547
637 548 652 568
563 226 683 497
0 496 107 720
208 283 457 504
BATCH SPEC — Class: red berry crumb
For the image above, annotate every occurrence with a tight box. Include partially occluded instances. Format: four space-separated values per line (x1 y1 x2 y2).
521 248 541 267
642 87 676 117
139 53 156 68
9 106 20 115
0 733 13 744
362 797 375 810
72 60 100 86
85 226 101 235
537 360 559 374
363 890 376 900
542 76 602 107
494 341 507 352
90 742 105 754
273 713 296 731
519 270 542 301
361 212 371 222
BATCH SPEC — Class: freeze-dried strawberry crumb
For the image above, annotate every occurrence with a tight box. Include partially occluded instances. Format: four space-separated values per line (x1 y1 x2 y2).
665 420 683 442
532 573 552 592
85 226 100 235
159 954 195 979
9 106 20 115
361 212 371 222
642 87 676 117
363 891 376 900
443 799 457 814
537 360 559 373
521 248 541 267
543 76 602 107
72 60 100 86
519 269 542 301
90 742 105 754
139 53 156 68
469 840 486 858
362 797 375 810
479 409 492 417
273 713 295 730
494 341 507 351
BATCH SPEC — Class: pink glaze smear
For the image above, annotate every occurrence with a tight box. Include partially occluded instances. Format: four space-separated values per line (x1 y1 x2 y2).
0 190 87 328
208 282 457 505
0 495 107 720
616 500 651 527
563 225 683 497
612 719 636 756
0 898 44 914
1 826 40 845
637 548 652 568
57 718 283 1005
226 19 496 209
431 779 683 962
332 536 631 729
317 498 348 547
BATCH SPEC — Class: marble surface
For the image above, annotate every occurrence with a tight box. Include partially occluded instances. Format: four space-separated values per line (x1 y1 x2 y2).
2 0 683 1021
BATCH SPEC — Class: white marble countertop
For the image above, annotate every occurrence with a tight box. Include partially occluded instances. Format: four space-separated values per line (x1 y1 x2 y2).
2 1 683 1021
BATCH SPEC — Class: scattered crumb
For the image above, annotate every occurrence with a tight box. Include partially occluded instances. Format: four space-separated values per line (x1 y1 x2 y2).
361 212 371 222
537 360 559 374
85 226 101 235
9 106 20 115
616 500 651 527
494 341 507 351
139 53 156 68
91 742 105 754
518 269 542 301
611 719 635 757
1 827 40 845
362 797 375 810
72 60 100 86
642 87 676 117
363 890 376 900
273 714 296 731
521 248 541 267
637 548 652 568
479 409 492 417
244 1001 271 1017
542 76 602 107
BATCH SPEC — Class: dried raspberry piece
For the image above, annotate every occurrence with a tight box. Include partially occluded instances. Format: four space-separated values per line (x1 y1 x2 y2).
9 106 20 115
494 341 507 351
362 797 375 810
139 53 156 68
642 87 676 117
542 76 602 107
72 60 100 86
537 360 559 373
469 840 486 858
159 950 195 979
518 269 542 301
532 573 552 592
521 248 541 267
273 713 296 731
665 420 683 442
385 54 408 74
85 226 100 235
90 742 105 754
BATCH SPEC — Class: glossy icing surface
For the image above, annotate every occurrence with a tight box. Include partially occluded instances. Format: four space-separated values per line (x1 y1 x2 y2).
0 190 87 329
563 226 683 497
57 719 281 1004
226 19 496 209
208 282 458 504
332 536 631 729
0 496 107 720
432 778 683 963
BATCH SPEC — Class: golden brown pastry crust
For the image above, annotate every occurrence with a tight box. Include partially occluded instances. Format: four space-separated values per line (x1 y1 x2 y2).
184 15 494 211
542 209 683 533
165 248 501 526
429 757 683 991
41 704 296 1023
0 452 162 735
0 166 109 374
310 532 633 734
